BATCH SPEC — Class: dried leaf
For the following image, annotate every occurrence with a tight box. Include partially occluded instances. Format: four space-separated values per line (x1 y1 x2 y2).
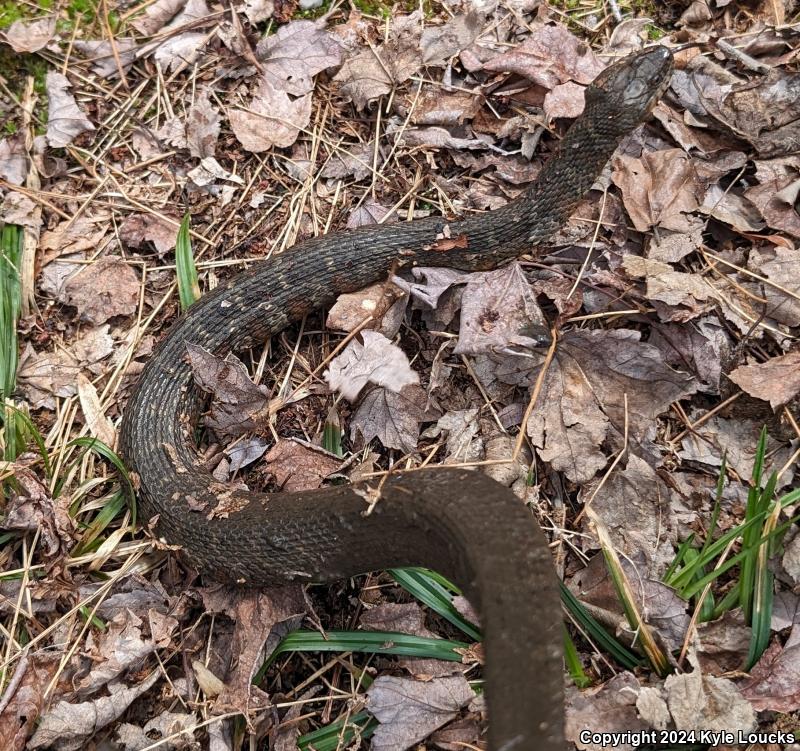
154 32 211 73
454 263 547 355
611 149 703 233
74 39 137 78
543 80 587 120
77 373 117 447
482 22 603 88
729 350 800 410
679 415 794 481
78 609 174 694
360 602 435 637
695 609 751 675
321 140 374 180
119 213 179 256
228 76 312 152
244 0 274 24
2 465 75 559
367 674 474 751
420 11 482 65
186 344 270 437
425 409 482 464
749 245 800 327
0 653 60 751
63 257 139 324
648 318 730 393
347 199 392 228
131 0 185 35
116 711 199 751
333 12 423 109
566 672 647 751
622 255 716 322
325 330 419 402
28 671 161 751
45 72 95 148
326 278 407 336
40 213 109 255
201 587 306 717
186 88 221 158
350 384 434 453
0 134 28 185
17 326 114 410
256 19 342 97
665 652 755 733
264 438 340 491
583 454 684 574
527 329 697 484
4 16 56 53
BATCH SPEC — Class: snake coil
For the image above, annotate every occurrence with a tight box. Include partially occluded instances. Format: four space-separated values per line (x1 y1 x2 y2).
121 45 674 750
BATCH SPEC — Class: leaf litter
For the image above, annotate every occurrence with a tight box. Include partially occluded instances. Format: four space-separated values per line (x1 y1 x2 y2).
1 0 800 749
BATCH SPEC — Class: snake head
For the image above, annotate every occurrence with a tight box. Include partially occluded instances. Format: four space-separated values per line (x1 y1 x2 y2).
586 46 674 131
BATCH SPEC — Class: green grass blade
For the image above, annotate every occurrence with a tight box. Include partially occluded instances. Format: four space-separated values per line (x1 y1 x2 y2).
0 223 22 401
256 629 470 683
298 711 378 751
65 437 137 522
175 213 200 310
322 405 343 456
563 626 591 688
681 515 799 600
664 533 695 584
389 567 481 641
560 582 641 670
700 453 726 560
72 490 128 556
2 404 52 477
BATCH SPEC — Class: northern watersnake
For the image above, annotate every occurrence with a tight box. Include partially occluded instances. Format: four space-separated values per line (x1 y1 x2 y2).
120 45 675 750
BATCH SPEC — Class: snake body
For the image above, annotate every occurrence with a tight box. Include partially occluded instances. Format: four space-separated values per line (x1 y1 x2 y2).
120 46 674 750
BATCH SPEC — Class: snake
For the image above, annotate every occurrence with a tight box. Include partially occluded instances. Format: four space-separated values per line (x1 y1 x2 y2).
120 45 674 750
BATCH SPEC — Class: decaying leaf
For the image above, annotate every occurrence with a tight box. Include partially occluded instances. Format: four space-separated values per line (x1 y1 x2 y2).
527 329 697 484
256 19 342 96
420 11 482 65
200 587 306 717
45 71 95 148
729 350 800 410
0 134 28 185
186 344 270 437
665 651 756 733
4 16 56 53
325 330 419 402
583 454 685 573
228 76 312 152
263 438 341 491
454 263 548 355
326 277 408 336
367 674 475 751
0 653 60 751
739 624 800 713
116 711 200 751
566 672 647 751
612 149 704 233
350 384 435 453
28 671 161 751
482 22 604 88
333 11 423 109
186 88 221 158
62 257 140 324
2 465 75 560
74 39 137 78
119 213 179 256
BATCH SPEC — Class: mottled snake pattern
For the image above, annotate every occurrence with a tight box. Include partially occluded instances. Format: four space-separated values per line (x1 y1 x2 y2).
120 45 675 750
